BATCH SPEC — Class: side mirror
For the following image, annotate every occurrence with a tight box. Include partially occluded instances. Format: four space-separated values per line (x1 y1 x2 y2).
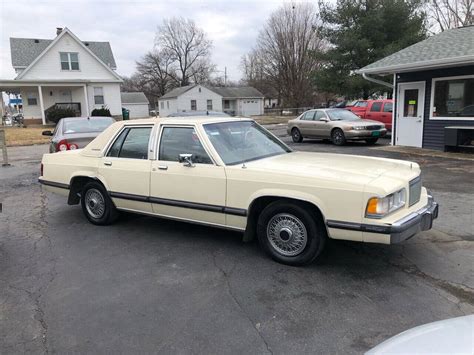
42 130 53 136
179 153 195 167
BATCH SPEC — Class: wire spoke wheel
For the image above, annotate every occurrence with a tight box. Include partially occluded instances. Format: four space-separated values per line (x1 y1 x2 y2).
266 213 308 256
84 188 106 219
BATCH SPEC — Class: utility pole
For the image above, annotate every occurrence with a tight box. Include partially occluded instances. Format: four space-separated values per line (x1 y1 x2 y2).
224 67 227 86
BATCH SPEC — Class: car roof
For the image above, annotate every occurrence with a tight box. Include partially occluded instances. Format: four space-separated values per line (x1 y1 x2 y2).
114 116 252 127
61 116 114 121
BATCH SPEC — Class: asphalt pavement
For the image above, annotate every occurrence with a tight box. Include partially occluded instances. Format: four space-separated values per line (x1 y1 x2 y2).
1 132 473 354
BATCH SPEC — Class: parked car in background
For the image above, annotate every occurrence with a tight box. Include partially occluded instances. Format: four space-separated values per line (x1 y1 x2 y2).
346 100 368 116
39 116 438 266
42 116 115 153
355 99 394 131
287 108 387 145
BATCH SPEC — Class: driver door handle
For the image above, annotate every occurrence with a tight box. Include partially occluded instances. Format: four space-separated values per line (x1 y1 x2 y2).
158 165 168 170
104 161 112 166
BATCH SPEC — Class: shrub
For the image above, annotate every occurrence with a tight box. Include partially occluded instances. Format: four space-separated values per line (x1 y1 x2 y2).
46 107 76 124
91 106 111 117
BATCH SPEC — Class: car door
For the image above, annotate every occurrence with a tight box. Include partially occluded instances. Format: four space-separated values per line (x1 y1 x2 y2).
298 111 316 137
381 101 393 131
365 101 383 122
311 110 330 137
150 125 227 226
99 125 154 213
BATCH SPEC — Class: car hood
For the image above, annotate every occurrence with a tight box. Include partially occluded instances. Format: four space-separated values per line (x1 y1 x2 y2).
244 151 418 188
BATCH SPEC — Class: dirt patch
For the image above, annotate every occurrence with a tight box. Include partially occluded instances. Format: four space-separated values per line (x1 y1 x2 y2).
2 127 51 147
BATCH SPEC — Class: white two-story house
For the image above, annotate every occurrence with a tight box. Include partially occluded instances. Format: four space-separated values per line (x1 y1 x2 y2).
0 27 123 124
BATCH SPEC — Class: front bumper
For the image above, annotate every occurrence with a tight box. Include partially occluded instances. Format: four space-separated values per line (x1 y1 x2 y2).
389 195 439 243
345 129 387 139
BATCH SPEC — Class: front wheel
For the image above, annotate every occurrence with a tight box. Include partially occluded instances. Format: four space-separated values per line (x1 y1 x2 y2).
257 201 326 266
81 181 118 225
291 128 303 143
365 138 378 145
331 128 346 146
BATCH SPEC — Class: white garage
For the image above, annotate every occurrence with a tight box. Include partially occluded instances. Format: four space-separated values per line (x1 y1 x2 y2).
240 99 262 116
121 92 150 119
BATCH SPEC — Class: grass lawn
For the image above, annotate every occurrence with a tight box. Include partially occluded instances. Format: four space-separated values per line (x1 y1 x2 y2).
2 127 51 146
253 115 295 125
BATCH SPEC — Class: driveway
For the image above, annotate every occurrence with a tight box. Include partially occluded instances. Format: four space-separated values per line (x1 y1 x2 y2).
1 138 473 354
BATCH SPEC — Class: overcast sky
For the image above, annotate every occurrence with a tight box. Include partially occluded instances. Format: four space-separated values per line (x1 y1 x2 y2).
0 0 302 81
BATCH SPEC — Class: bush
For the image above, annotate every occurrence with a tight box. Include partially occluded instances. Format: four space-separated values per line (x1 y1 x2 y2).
46 107 76 124
91 106 111 116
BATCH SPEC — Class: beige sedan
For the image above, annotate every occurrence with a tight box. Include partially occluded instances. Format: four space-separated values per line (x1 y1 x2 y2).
287 108 387 145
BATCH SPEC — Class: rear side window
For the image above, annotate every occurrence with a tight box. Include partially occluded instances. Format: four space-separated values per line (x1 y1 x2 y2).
383 102 393 112
302 111 315 120
370 102 383 112
107 127 152 159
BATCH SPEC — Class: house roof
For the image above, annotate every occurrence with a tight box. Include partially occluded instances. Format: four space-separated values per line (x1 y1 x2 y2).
210 86 264 98
159 85 197 99
357 26 474 75
121 92 149 104
10 37 117 69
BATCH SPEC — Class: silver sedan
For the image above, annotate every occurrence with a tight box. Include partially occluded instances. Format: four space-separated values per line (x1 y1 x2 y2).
287 108 387 145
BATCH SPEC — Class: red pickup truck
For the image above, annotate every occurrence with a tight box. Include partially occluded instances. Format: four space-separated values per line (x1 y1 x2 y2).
348 99 393 131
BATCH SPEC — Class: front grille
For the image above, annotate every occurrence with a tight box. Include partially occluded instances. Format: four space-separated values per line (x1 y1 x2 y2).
409 176 422 206
366 125 382 130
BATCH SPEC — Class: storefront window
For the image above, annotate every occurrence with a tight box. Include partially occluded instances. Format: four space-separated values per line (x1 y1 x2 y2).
432 77 474 118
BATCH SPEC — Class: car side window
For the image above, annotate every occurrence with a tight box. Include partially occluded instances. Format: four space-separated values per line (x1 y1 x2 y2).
302 111 315 120
107 127 152 159
370 102 383 112
314 111 326 121
383 102 393 112
159 127 212 164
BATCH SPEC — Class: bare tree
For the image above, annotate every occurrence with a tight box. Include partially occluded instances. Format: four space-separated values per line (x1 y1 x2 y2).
425 0 473 32
156 17 213 86
243 3 323 107
136 51 175 96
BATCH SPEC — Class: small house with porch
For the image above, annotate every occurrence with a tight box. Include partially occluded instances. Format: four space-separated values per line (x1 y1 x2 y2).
357 25 474 151
0 27 123 124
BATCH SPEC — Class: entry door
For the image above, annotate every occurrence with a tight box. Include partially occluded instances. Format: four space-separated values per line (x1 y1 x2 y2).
60 89 72 102
150 125 227 225
397 82 425 147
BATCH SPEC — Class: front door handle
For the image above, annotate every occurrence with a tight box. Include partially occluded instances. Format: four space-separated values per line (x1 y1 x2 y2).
104 161 112 166
158 165 168 170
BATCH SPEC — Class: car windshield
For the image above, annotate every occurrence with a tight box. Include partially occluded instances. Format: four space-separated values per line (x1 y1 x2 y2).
203 121 291 165
354 101 368 107
327 109 361 121
63 117 114 134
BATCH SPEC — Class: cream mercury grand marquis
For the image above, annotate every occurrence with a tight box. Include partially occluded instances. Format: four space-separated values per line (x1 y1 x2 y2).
39 116 438 265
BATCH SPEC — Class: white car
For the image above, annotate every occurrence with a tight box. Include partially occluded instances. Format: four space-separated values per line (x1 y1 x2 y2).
39 116 438 265
367 315 474 354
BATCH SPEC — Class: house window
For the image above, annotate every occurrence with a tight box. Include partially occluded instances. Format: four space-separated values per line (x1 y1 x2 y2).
60 52 79 71
191 100 197 111
27 93 37 106
160 102 164 109
94 87 104 105
207 100 213 110
224 100 230 109
432 76 474 119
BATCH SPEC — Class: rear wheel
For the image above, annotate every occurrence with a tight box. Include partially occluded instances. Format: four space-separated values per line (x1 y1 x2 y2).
81 181 118 225
331 128 346 146
291 128 303 143
365 138 378 145
257 201 326 266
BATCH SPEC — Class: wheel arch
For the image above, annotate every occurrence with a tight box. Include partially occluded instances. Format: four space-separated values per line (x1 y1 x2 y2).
244 193 327 242
67 174 108 205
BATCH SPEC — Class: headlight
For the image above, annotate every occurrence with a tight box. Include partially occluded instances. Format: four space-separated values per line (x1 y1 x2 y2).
352 126 366 130
366 188 406 218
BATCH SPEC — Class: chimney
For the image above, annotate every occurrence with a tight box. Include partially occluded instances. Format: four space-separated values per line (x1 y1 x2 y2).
56 27 63 36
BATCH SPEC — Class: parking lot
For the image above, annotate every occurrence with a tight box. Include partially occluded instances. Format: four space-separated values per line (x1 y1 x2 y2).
1 128 473 354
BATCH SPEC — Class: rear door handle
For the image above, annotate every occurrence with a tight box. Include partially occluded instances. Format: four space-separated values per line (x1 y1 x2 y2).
104 161 112 166
158 165 168 170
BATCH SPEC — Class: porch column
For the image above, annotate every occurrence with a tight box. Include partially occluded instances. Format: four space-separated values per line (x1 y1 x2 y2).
38 85 46 125
83 85 90 117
